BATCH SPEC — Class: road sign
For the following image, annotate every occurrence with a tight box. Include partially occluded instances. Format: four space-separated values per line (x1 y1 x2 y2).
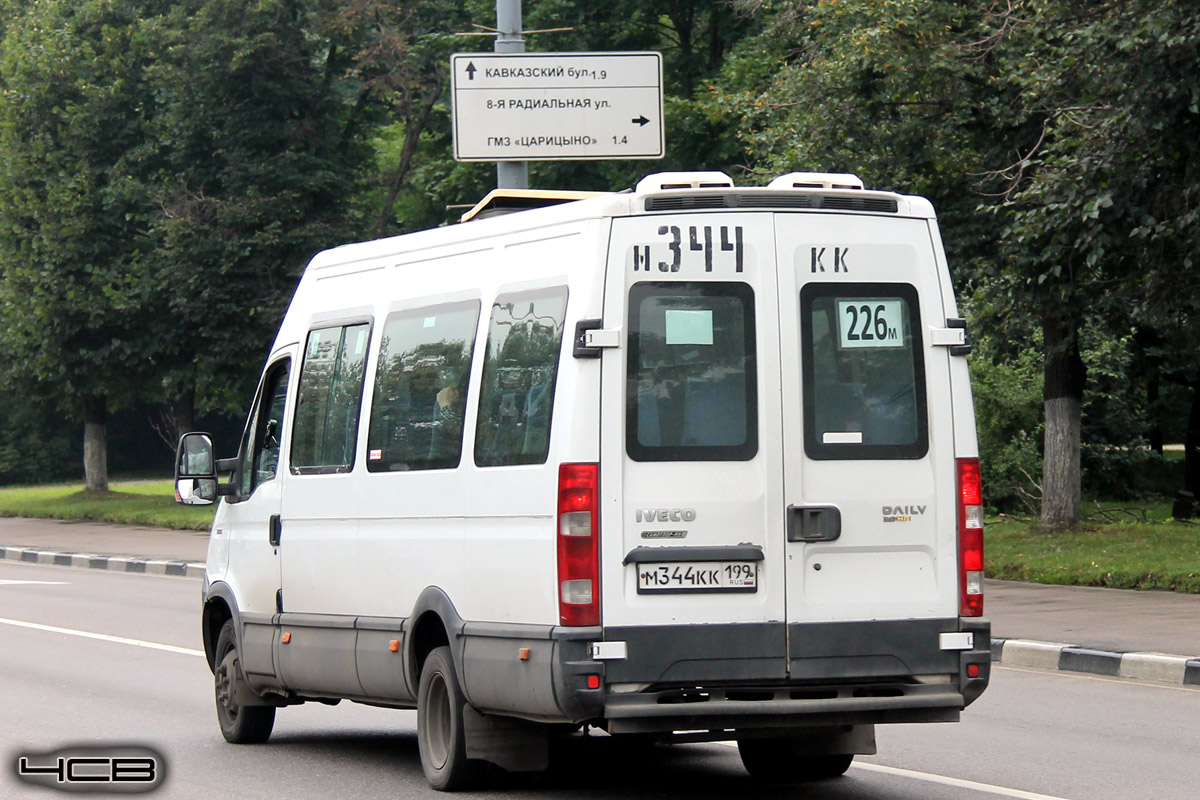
450 52 664 162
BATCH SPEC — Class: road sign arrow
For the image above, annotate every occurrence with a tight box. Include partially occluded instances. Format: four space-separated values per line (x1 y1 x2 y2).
451 52 665 160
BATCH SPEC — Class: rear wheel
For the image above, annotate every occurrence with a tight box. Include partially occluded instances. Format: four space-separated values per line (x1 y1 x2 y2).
737 737 853 783
417 646 484 791
214 619 275 744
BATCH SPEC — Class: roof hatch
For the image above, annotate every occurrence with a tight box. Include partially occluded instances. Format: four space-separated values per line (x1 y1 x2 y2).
768 172 865 190
635 172 735 193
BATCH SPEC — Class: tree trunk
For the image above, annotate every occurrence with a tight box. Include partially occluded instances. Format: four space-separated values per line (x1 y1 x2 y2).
1147 375 1162 455
666 2 698 96
1187 379 1200 498
175 385 195 444
374 84 442 239
1134 328 1163 454
83 394 109 493
1041 312 1086 527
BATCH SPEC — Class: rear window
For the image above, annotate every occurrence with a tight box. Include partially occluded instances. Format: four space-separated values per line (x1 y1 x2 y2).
801 283 928 460
627 282 758 462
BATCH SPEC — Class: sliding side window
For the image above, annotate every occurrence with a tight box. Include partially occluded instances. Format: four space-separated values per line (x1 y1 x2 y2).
366 302 480 472
291 323 371 474
474 288 567 467
627 282 758 462
801 283 927 460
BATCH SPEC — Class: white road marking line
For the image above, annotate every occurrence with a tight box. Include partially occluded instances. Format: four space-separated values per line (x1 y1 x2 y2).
715 742 1074 799
0 617 204 658
853 762 1075 800
0 580 68 586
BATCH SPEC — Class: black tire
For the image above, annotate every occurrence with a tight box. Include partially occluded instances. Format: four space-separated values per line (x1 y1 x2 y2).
737 737 853 783
417 646 485 791
214 619 275 744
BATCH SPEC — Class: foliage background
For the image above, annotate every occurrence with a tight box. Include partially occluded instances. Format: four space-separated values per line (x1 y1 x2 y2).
0 0 1194 522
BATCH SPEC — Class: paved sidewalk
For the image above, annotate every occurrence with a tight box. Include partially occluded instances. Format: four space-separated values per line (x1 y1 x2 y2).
4 516 1200 684
0 517 207 577
986 579 1200 685
986 579 1200 656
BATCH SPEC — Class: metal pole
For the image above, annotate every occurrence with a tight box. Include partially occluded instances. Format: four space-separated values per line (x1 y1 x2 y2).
495 0 528 189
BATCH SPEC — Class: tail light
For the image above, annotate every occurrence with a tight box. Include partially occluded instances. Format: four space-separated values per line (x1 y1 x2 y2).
557 463 600 626
957 457 984 616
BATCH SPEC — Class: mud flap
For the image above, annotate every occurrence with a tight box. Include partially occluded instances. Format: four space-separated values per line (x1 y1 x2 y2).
462 706 550 772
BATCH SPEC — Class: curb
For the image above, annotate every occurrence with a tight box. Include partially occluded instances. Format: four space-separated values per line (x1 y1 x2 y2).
0 545 204 579
994 637 1200 686
6 544 1200 686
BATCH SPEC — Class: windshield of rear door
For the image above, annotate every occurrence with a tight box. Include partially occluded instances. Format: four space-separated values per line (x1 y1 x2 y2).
800 282 928 460
626 281 758 462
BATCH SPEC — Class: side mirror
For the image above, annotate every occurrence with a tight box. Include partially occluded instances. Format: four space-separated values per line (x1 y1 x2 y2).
175 432 217 507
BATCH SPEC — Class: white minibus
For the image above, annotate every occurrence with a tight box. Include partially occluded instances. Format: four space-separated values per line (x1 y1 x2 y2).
176 170 989 790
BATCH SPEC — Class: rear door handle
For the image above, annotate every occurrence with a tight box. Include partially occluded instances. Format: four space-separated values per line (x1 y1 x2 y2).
787 505 841 542
269 514 282 547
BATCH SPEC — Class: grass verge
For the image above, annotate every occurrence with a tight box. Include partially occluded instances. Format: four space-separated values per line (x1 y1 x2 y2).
4 481 1198 592
0 481 215 531
987 508 1200 593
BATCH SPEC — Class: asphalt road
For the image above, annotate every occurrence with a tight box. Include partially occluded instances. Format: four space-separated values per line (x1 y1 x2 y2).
2 559 1198 800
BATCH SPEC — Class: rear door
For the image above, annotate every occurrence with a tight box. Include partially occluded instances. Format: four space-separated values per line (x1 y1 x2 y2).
598 213 789 682
774 213 959 673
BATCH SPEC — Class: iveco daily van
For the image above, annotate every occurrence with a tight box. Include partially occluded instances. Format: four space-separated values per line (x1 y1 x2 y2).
176 170 990 790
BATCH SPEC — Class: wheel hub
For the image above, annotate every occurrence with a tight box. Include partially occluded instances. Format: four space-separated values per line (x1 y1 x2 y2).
217 653 239 717
425 673 451 769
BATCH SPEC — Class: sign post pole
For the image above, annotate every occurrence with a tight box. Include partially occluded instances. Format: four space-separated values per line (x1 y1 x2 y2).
494 0 528 190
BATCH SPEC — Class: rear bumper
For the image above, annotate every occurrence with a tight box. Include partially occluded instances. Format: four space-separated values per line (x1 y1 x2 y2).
546 616 990 729
604 681 965 734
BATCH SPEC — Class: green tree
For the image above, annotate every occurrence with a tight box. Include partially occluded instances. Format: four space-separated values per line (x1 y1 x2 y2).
0 0 170 491
0 388 79 486
0 0 377 487
980 0 1200 524
322 0 472 238
705 0 1199 525
706 2 995 212
144 0 372 436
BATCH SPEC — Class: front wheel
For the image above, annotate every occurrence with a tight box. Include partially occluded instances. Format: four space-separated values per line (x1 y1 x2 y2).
737 737 853 783
214 619 275 744
417 646 484 791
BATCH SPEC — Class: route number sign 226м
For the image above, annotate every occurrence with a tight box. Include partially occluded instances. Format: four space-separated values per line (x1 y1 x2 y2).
838 299 905 348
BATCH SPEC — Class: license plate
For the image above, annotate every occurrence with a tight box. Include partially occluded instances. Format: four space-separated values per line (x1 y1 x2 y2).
636 561 758 594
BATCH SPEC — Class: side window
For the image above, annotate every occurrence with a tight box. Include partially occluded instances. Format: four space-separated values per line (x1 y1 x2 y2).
801 283 928 460
366 302 480 472
237 359 291 498
475 288 567 467
291 322 371 474
627 282 758 461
